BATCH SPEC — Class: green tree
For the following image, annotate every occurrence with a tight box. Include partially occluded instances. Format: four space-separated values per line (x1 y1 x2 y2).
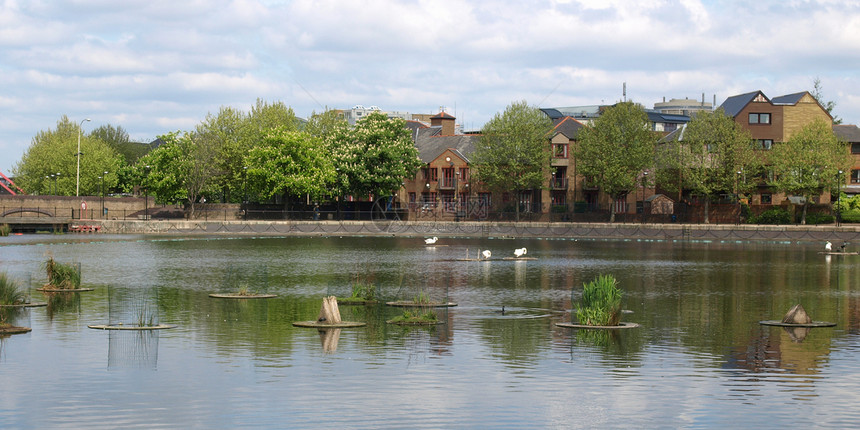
245 128 336 205
769 119 851 224
195 106 245 202
303 108 348 140
12 116 123 196
575 102 657 222
131 131 219 217
812 77 841 125
472 101 553 221
89 124 149 165
327 111 422 202
657 110 757 223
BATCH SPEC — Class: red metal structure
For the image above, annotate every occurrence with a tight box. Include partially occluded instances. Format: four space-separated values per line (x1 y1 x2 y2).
0 170 25 195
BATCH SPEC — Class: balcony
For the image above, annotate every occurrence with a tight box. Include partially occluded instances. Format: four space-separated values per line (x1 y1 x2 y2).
550 177 568 190
439 178 457 190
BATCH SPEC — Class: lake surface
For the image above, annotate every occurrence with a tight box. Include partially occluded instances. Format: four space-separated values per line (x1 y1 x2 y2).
1 234 859 429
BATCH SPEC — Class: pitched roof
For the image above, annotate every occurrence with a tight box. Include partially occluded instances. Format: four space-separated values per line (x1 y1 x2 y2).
719 91 766 117
552 116 584 139
771 92 808 105
430 111 456 120
413 127 478 163
833 124 860 143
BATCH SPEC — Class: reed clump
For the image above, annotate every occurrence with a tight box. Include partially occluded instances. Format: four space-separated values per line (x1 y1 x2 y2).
0 223 11 237
576 274 623 326
44 258 81 289
0 273 27 305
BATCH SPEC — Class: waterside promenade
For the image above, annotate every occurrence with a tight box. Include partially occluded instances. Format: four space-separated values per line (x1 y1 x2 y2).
88 219 860 242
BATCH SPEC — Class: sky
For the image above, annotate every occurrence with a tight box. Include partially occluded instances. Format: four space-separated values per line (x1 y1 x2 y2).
2 0 860 174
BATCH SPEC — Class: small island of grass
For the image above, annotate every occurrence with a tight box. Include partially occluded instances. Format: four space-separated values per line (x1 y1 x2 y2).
337 277 378 305
557 274 639 329
387 309 442 325
37 258 93 292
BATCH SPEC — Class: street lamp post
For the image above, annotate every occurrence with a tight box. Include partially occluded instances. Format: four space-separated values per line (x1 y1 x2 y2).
736 171 742 225
243 166 248 220
100 171 107 219
837 170 843 226
144 165 151 221
76 118 91 197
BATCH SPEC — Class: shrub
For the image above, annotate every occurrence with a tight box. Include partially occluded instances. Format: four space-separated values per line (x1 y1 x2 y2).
805 213 835 225
749 208 791 225
0 273 26 305
841 209 860 223
576 274 622 326
44 258 81 289
0 224 10 236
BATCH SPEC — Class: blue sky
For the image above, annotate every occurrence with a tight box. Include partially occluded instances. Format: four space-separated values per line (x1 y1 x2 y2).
3 0 860 174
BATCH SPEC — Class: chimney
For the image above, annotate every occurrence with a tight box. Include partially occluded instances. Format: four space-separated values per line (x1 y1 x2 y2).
431 111 456 135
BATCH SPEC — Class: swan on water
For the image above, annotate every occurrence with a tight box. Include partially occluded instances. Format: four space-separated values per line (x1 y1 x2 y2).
425 237 438 245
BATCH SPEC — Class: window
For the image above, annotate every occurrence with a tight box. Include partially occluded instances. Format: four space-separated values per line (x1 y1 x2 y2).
409 192 416 203
852 143 860 154
551 191 566 206
426 167 438 182
852 170 860 184
756 139 773 150
749 113 771 124
441 167 455 188
553 143 568 158
459 167 469 183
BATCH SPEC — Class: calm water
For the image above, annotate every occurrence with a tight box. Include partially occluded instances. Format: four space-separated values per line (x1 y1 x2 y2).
1 234 860 429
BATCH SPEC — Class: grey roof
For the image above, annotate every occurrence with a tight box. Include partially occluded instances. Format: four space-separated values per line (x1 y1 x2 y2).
659 125 685 143
719 91 764 117
541 106 602 120
834 124 860 143
646 111 690 124
771 92 807 105
413 127 478 163
552 117 584 139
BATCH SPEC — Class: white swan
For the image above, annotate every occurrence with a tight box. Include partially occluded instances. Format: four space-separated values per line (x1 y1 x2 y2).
514 247 527 258
425 237 438 245
481 250 492 260
825 241 832 251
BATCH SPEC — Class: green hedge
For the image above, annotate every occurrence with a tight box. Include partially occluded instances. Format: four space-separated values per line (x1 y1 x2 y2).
749 208 791 225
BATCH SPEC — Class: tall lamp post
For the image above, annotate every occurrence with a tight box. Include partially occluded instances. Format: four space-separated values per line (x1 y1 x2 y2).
837 170 843 226
736 171 742 225
144 165 151 221
100 171 108 219
76 118 91 197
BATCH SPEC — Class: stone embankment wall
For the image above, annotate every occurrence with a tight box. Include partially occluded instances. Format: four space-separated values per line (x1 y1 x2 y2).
95 219 860 242
0 195 150 219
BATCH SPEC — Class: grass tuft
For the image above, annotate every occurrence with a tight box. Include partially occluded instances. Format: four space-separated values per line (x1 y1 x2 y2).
576 274 622 326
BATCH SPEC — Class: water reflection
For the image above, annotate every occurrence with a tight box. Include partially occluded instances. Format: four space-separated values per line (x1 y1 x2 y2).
2 235 860 427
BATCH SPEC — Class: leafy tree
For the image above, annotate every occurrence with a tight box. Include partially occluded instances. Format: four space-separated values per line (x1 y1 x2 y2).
327 111 422 201
812 77 841 125
472 101 553 221
131 131 219 217
575 102 657 222
657 110 758 223
90 124 149 165
303 108 348 140
195 106 245 202
245 128 335 204
12 116 123 196
769 119 851 224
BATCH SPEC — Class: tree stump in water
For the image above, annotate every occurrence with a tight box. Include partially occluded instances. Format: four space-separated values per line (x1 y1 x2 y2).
317 296 342 324
782 304 813 325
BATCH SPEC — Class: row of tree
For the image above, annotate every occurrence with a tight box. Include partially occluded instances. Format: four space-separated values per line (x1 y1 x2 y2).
12 98 851 224
13 100 423 217
471 101 850 224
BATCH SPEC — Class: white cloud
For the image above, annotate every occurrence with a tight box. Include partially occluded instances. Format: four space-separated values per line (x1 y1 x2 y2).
2 0 860 173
